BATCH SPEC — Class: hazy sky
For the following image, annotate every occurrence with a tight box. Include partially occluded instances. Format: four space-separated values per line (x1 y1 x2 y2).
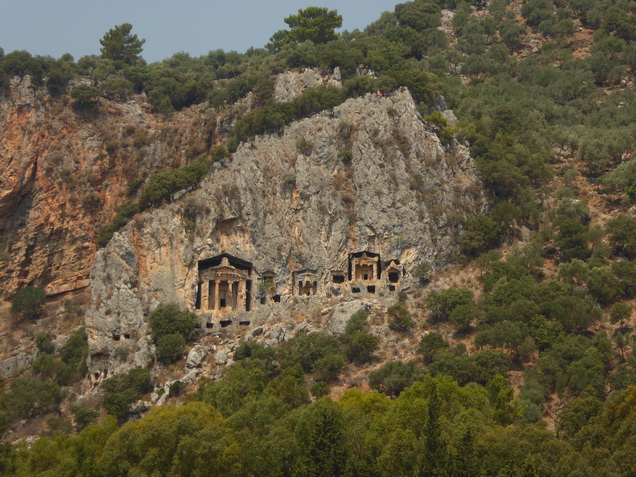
1 1 398 63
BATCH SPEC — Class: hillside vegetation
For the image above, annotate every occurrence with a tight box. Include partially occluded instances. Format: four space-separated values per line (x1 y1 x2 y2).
2 0 636 475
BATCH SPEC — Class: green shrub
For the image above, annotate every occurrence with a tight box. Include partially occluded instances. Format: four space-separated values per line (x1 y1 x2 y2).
427 348 478 385
339 308 379 363
9 378 64 419
60 328 88 379
102 367 152 422
198 360 271 416
412 262 432 285
311 381 330 398
149 303 198 344
72 405 99 430
338 149 352 163
46 64 74 96
474 321 530 357
168 381 185 398
554 215 591 262
607 215 636 259
97 201 140 247
368 361 423 397
312 352 346 383
424 111 457 144
234 341 276 364
521 0 553 27
264 364 308 408
139 160 211 208
449 303 478 330
387 303 414 332
71 85 100 107
230 85 347 148
296 139 313 155
35 332 55 355
211 145 230 161
418 332 449 364
345 333 380 363
156 334 186 364
11 286 46 320
459 215 502 257
426 288 474 323
32 353 73 386
345 308 368 335
610 302 631 323
612 260 636 299
100 77 133 101
102 367 153 396
277 333 345 376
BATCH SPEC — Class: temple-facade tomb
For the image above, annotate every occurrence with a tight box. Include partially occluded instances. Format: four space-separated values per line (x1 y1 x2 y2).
196 254 253 313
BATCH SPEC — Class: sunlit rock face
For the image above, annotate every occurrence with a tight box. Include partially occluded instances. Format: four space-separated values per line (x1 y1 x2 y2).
86 87 487 380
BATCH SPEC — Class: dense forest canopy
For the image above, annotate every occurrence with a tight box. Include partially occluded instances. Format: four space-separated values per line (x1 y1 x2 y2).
2 0 636 475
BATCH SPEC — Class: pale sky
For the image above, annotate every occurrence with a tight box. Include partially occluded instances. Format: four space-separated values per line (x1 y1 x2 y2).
1 0 398 63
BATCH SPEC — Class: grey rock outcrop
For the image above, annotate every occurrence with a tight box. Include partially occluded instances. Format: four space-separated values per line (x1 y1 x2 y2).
85 88 486 381
0 349 38 378
215 348 233 366
274 68 342 103
186 344 209 368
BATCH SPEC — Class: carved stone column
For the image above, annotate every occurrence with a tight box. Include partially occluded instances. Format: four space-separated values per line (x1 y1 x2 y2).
213 280 219 310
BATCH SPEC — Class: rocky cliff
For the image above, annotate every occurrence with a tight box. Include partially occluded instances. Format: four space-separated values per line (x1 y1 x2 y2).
0 76 232 299
86 87 487 381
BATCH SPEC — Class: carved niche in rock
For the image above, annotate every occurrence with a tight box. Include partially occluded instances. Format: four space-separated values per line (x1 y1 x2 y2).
294 270 318 296
349 251 381 282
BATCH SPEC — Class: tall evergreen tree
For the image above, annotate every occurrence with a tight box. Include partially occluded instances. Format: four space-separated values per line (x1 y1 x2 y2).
100 23 145 65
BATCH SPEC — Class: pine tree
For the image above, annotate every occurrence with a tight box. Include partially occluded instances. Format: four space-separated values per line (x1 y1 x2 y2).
100 23 145 66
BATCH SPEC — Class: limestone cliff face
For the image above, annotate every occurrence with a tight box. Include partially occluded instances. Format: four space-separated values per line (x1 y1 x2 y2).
86 88 487 380
0 76 231 298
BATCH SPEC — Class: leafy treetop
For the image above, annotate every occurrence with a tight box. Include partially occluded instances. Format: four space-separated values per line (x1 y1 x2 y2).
269 7 342 52
100 23 145 65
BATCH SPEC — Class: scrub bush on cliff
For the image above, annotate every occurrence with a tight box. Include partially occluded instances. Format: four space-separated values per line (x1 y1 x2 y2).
139 160 211 208
388 303 414 332
71 85 100 108
11 286 46 320
102 367 153 422
149 303 199 364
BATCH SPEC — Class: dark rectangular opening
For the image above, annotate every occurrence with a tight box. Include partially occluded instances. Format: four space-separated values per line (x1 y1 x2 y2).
220 298 226 308
195 283 202 309
246 280 252 312
389 272 399 283
220 320 232 328
363 273 369 280
112 335 120 341
239 321 250 326
273 294 281 303
389 285 396 292
367 286 376 294
206 322 214 329
123 333 131 339
333 275 345 284
352 287 361 293
260 297 266 305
